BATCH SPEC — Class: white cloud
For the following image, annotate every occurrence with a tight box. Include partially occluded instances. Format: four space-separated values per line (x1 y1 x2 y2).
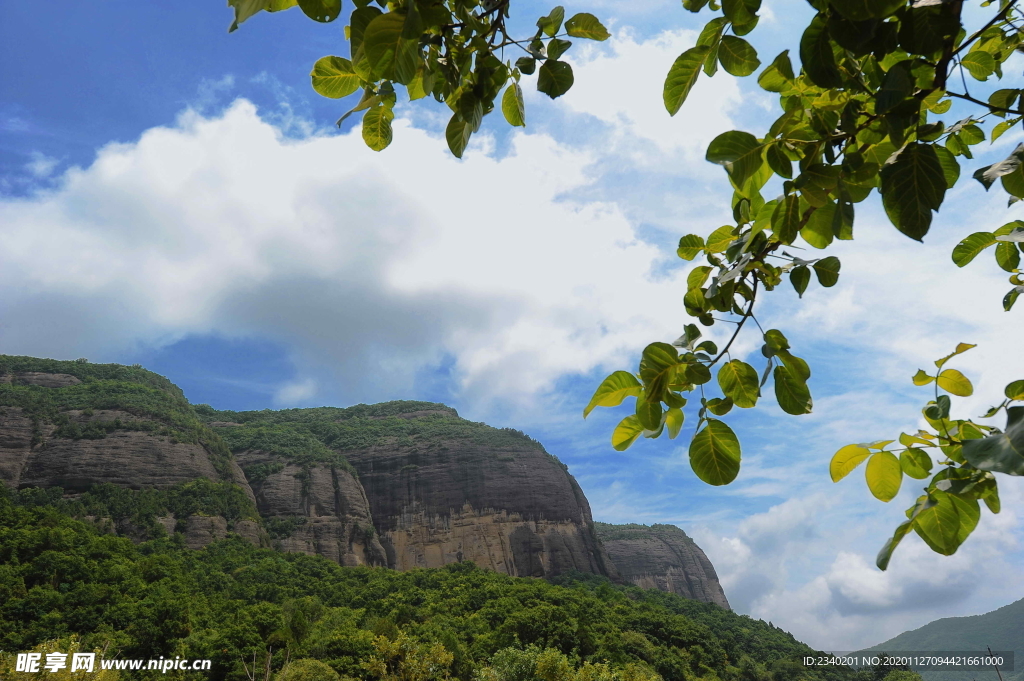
0 98 692 408
25 151 59 178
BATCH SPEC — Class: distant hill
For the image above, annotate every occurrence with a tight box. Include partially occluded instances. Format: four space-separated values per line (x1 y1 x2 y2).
860 598 1024 681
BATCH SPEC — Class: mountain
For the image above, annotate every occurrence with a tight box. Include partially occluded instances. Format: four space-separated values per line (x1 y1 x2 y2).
860 598 1024 681
595 522 730 609
0 354 716 604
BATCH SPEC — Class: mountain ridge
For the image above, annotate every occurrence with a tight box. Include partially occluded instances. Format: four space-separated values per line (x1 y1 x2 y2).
0 354 727 607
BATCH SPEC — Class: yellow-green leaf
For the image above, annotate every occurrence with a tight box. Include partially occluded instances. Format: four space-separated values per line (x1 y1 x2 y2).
717 359 759 408
689 419 741 485
937 368 973 397
666 407 684 439
1006 379 1024 401
830 444 871 482
612 415 644 451
912 369 935 386
361 105 394 151
584 371 642 418
865 451 903 502
900 449 933 479
501 83 526 127
564 13 610 40
664 46 710 116
934 342 976 368
677 234 705 260
311 56 362 99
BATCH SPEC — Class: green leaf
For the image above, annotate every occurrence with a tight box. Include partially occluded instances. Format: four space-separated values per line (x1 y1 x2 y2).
801 204 834 249
757 50 794 92
771 193 801 244
718 360 760 408
361 105 394 151
1005 286 1023 311
501 84 526 127
774 365 812 415
228 0 298 32
584 371 641 418
830 444 871 482
790 265 810 297
831 0 903 21
865 451 903 502
706 131 764 186
296 0 340 22
516 56 537 75
952 232 997 267
799 13 841 88
996 241 1021 272
961 51 996 81
677 234 705 260
564 13 610 40
900 449 933 479
876 520 913 570
776 350 810 382
689 419 742 485
974 143 1024 190
914 491 963 554
706 396 734 416
682 362 713 385
963 406 1024 475
349 6 382 60
547 37 572 60
937 369 973 397
992 117 1021 143
640 342 680 401
537 6 565 36
446 115 473 158
705 225 736 253
362 12 405 79
717 36 760 77
876 61 913 114
912 369 935 386
812 256 841 287
310 56 362 99
950 493 980 543
697 18 727 77
666 407 685 438
635 395 664 430
766 143 793 178
664 46 710 115
880 143 947 241
1006 380 1024 401
933 146 960 189
537 61 574 99
612 415 644 451
763 329 790 353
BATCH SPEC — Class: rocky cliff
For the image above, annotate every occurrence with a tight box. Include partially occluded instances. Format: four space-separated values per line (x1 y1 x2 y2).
205 403 619 580
595 522 730 609
0 355 730 608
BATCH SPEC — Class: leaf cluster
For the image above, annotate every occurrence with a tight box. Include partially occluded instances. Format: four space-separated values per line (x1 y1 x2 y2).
232 0 610 156
829 344 1024 569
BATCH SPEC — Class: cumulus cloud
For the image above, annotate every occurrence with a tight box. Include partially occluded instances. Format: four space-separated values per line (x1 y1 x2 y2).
0 97 696 407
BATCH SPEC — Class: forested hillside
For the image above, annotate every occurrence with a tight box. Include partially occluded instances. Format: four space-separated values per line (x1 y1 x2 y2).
0 488 870 681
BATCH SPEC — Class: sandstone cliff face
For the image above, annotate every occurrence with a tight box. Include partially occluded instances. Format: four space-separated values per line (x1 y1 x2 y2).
342 415 618 580
595 523 730 609
4 408 238 492
233 449 387 567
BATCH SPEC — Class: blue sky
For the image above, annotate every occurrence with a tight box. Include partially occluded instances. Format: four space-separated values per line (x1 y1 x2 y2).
3 0 1024 651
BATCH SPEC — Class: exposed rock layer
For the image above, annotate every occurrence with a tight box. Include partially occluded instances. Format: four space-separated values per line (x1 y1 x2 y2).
235 450 387 567
345 435 618 579
595 523 730 609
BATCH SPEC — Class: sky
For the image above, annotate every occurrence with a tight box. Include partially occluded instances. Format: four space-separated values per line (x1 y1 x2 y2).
2 0 1024 652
